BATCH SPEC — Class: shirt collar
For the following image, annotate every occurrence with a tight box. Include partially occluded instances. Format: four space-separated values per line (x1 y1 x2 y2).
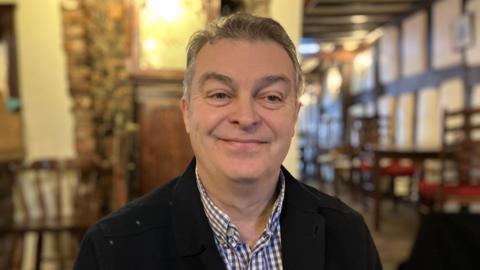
195 167 285 246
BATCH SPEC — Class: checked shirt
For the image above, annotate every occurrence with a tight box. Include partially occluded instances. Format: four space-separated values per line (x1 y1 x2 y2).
196 168 285 270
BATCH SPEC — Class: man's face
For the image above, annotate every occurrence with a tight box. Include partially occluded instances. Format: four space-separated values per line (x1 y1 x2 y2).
181 39 299 182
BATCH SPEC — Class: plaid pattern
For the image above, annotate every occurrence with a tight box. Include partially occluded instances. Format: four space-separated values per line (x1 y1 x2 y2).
196 168 285 270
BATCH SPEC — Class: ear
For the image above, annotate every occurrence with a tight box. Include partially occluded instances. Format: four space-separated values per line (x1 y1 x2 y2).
296 101 302 117
180 96 190 134
290 101 302 138
294 100 302 121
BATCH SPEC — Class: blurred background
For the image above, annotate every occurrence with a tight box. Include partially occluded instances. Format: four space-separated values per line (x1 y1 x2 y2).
1 0 480 269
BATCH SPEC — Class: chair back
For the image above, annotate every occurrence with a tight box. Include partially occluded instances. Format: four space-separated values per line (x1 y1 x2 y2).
350 114 393 151
11 158 102 223
442 108 480 186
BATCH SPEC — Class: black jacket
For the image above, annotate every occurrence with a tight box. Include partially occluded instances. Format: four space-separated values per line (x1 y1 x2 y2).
74 159 382 270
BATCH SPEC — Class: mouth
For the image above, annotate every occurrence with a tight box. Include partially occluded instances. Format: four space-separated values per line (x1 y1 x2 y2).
218 138 268 144
217 137 269 150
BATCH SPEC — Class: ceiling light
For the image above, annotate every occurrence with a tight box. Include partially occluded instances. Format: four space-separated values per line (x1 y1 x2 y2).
350 15 368 24
342 41 359 51
320 42 335 53
352 30 369 38
326 66 343 97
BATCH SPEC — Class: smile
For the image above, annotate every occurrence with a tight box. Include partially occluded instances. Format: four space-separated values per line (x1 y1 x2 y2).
217 138 268 150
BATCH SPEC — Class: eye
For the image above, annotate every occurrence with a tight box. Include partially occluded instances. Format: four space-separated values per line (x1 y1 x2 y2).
258 92 285 109
205 90 232 106
210 92 229 100
265 95 283 103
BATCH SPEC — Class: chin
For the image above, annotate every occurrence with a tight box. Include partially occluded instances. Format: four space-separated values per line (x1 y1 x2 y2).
221 159 278 181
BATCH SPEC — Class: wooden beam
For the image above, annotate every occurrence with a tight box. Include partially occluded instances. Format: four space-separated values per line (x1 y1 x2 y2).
303 30 368 38
312 0 424 4
303 24 378 33
305 3 415 16
303 15 394 25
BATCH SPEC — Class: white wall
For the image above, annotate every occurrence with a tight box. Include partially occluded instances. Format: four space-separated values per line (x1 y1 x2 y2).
402 10 427 77
432 0 462 69
5 0 75 161
270 0 303 178
416 87 440 147
396 93 415 146
379 26 399 84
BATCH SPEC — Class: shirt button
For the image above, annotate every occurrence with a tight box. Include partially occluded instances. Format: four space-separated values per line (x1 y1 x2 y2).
227 237 236 247
227 228 235 237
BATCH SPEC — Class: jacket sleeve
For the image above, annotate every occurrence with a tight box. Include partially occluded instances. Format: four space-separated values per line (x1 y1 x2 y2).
74 228 101 270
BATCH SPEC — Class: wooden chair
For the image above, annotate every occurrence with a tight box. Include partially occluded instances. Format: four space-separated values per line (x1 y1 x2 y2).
350 114 416 207
0 158 104 270
419 108 480 212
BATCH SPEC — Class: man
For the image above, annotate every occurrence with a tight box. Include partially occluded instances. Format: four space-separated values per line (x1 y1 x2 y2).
75 13 381 270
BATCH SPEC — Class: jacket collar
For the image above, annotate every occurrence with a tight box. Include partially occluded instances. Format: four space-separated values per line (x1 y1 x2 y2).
170 159 327 270
170 159 226 270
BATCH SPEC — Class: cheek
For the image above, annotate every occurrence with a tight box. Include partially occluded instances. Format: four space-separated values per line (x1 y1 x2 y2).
189 109 223 135
263 110 297 137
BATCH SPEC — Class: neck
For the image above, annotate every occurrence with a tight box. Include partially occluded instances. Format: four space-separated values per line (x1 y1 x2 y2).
197 166 280 247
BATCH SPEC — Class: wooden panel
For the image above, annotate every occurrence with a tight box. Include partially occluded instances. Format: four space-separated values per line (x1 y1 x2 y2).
0 5 18 99
136 83 193 194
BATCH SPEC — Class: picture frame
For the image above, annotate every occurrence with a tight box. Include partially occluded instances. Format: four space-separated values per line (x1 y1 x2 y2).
453 13 474 50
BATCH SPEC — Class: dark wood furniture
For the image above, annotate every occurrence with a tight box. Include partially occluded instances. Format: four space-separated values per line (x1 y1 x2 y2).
0 158 103 270
349 115 416 207
0 4 19 99
133 75 193 195
419 108 480 212
371 145 443 231
0 141 23 269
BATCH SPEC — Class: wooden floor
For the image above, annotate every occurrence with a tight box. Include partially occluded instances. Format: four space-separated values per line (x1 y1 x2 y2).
305 180 419 270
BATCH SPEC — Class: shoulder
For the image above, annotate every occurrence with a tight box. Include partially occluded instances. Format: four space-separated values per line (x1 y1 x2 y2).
284 179 381 268
75 178 183 269
86 177 180 240
296 181 359 215
282 172 368 234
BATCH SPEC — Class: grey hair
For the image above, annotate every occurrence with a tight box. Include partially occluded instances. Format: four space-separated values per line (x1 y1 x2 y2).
183 13 304 105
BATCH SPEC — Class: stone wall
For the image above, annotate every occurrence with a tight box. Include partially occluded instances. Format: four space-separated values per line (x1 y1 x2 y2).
61 0 132 161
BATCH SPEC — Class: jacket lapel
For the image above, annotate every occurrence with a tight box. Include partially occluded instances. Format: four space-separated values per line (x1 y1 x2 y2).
170 159 226 270
281 168 326 270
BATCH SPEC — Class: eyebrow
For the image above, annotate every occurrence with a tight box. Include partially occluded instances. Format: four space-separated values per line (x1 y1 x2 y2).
198 72 237 90
253 75 292 94
197 72 292 94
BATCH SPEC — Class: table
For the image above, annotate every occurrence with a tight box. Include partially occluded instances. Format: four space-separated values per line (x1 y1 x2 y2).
371 145 444 231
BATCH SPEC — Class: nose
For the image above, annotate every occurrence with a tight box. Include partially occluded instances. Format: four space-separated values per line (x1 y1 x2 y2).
229 96 261 130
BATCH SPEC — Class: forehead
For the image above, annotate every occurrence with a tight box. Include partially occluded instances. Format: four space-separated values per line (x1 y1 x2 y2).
192 39 295 84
